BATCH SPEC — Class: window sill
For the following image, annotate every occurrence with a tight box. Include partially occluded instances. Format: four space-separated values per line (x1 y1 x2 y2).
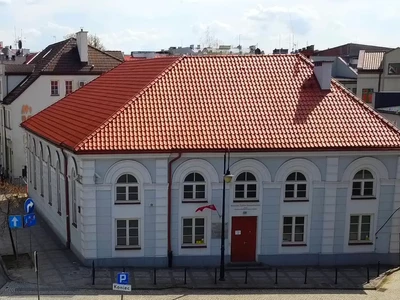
50 94 60 97
72 223 77 228
181 245 207 249
114 201 141 205
283 199 309 202
57 211 62 216
282 243 307 247
233 200 259 203
348 242 373 246
115 247 141 251
351 197 376 200
182 200 208 204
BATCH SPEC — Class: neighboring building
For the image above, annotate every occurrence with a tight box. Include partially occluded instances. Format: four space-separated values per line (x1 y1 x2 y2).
314 43 392 69
22 55 400 268
105 51 125 61
0 42 32 65
356 48 400 105
311 56 358 93
0 29 123 180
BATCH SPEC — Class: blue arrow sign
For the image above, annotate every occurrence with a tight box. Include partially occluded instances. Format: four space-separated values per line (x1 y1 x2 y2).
24 198 35 214
8 215 22 229
117 272 129 285
24 213 36 228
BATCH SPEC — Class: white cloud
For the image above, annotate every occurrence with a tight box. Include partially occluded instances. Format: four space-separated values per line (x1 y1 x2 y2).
0 0 11 4
47 22 74 34
25 28 42 37
99 29 165 51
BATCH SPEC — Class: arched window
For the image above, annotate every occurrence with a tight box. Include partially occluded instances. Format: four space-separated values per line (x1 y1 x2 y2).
39 144 44 196
71 169 77 226
33 140 37 189
352 169 375 198
234 172 257 201
115 174 139 203
284 172 307 200
183 172 206 200
48 152 52 205
56 158 61 215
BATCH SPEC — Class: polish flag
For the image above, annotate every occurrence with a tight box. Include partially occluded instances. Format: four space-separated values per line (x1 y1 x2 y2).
195 204 217 212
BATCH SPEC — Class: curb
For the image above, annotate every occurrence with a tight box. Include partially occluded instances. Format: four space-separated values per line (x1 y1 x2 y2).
371 267 400 290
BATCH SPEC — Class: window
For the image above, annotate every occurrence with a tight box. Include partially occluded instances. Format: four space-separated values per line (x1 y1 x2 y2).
65 81 73 95
183 172 206 201
33 141 37 189
349 215 372 243
388 63 400 75
115 174 139 203
284 172 307 200
56 159 61 215
116 219 139 248
282 216 306 245
5 110 11 129
352 169 375 198
39 145 44 196
48 154 52 205
234 172 257 201
361 88 373 103
71 169 77 226
78 81 86 88
182 217 206 246
352 87 357 94
50 81 59 96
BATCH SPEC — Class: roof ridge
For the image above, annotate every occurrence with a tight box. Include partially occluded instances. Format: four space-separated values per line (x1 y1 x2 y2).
40 39 72 73
331 80 400 135
75 56 183 151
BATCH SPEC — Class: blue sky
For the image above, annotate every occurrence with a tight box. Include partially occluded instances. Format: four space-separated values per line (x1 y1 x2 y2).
0 0 398 54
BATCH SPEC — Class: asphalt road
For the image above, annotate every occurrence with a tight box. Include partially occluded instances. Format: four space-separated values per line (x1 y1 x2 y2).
1 270 399 300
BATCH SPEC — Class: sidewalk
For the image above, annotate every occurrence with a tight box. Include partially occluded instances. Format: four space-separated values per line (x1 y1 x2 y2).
0 212 395 294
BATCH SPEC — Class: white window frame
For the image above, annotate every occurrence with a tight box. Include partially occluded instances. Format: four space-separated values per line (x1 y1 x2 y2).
78 81 86 88
56 159 61 215
50 80 59 96
181 217 206 247
234 171 258 202
282 216 306 245
39 145 44 196
182 172 206 202
115 219 140 249
351 169 375 199
48 154 52 205
33 141 37 189
349 214 373 244
71 169 77 226
115 174 140 204
284 172 308 201
65 80 73 95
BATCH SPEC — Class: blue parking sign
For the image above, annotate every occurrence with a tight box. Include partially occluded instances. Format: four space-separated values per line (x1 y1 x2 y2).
117 272 129 284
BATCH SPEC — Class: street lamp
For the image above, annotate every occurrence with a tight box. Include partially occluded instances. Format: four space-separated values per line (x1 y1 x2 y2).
220 151 233 281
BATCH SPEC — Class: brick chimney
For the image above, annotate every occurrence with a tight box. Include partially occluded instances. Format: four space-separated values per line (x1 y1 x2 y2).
76 29 88 63
314 60 333 90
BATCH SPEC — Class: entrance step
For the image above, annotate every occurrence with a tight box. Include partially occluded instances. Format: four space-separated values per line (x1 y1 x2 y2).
226 262 271 270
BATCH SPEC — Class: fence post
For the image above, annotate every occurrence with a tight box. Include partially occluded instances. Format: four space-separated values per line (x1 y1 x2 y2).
275 268 278 285
214 267 217 284
335 268 338 285
367 266 370 283
304 267 308 285
377 261 380 277
244 267 248 284
92 260 95 285
184 268 187 284
153 268 157 285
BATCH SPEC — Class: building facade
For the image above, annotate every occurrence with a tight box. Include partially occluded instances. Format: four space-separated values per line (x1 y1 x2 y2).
22 55 400 267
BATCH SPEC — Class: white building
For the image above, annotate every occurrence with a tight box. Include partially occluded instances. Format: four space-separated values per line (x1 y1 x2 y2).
0 30 123 180
22 54 400 267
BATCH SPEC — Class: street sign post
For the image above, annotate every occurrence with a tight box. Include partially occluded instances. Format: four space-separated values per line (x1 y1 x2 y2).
114 272 131 299
8 215 22 229
24 213 37 228
24 198 35 214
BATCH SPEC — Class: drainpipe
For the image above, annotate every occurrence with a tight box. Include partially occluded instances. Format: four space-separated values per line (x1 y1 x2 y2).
378 72 382 92
61 147 71 249
167 153 181 268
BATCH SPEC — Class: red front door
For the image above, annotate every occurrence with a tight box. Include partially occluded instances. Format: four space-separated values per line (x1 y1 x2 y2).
231 216 257 262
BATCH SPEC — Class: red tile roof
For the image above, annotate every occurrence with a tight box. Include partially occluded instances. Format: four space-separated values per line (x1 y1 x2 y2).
21 55 400 153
